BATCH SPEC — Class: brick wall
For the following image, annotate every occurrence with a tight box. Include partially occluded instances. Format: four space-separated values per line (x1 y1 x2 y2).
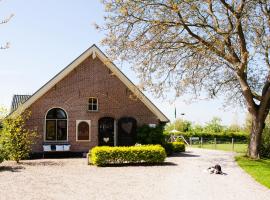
26 56 160 153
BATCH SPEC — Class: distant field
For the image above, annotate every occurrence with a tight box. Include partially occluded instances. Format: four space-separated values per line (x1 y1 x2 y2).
191 143 248 153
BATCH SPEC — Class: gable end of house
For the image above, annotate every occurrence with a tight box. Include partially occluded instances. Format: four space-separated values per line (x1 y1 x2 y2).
10 44 169 123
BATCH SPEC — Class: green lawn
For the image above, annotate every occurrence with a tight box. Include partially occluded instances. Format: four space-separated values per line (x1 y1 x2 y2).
191 143 247 153
236 156 270 189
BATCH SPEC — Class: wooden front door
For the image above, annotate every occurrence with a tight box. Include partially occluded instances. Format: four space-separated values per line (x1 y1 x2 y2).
98 117 115 146
117 117 137 146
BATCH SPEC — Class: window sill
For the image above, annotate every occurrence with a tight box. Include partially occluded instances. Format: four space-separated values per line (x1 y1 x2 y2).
87 110 99 112
76 140 91 142
43 140 69 143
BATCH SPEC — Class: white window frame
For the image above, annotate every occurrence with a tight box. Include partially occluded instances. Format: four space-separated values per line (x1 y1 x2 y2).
76 120 91 142
88 97 98 112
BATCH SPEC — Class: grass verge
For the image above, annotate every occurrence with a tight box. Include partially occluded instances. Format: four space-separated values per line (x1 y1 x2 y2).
235 156 270 189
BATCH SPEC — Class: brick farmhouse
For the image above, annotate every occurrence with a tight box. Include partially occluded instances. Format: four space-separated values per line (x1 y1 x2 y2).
10 45 169 154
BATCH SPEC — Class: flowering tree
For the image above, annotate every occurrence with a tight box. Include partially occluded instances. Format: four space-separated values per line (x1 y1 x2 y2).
100 0 270 158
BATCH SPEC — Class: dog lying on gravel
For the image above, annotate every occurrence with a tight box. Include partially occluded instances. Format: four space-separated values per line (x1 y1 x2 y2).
207 164 223 175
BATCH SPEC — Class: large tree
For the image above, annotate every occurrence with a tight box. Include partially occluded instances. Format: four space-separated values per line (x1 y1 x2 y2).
100 0 270 158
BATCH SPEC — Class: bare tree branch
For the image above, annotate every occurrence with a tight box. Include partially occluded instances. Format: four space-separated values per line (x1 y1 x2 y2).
100 0 270 157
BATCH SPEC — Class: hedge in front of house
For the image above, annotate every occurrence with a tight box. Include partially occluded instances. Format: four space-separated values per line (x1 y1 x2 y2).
90 145 166 166
163 142 174 155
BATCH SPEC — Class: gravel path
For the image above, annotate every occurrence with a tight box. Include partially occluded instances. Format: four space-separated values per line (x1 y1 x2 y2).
0 148 269 200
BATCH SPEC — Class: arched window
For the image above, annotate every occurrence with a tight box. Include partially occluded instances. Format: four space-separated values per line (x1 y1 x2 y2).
45 108 67 141
76 120 90 141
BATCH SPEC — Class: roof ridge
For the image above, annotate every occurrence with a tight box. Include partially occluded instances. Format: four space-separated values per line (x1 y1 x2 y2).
9 44 169 122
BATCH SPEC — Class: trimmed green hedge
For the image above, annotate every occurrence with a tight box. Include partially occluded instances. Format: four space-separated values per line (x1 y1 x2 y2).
163 142 185 155
90 145 166 166
172 142 185 152
164 131 248 141
163 142 174 155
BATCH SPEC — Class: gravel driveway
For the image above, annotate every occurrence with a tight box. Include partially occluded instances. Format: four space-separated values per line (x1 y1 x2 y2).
0 148 269 200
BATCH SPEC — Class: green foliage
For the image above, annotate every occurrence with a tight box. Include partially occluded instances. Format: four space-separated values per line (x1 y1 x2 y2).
204 117 223 133
136 124 165 145
89 145 166 166
0 106 8 120
236 156 270 189
162 142 174 156
162 142 185 155
164 130 248 140
193 143 247 153
0 106 8 130
175 137 184 142
0 106 8 163
0 144 7 163
227 124 242 132
260 121 270 158
0 111 38 163
192 124 204 134
164 117 248 141
165 119 192 133
171 142 185 153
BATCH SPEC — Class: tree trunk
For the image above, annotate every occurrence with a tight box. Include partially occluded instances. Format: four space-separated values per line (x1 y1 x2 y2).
248 116 264 159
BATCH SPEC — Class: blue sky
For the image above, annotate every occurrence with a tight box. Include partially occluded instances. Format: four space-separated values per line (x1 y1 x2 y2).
0 0 246 125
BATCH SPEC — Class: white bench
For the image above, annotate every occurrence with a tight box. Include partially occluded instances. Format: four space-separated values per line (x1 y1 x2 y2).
43 144 71 158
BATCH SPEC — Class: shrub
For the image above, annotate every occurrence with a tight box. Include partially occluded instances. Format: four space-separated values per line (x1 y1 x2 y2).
175 137 184 142
162 142 174 156
0 111 38 163
89 145 166 166
0 144 7 164
0 106 7 164
136 124 165 145
162 142 185 155
260 127 270 158
172 142 185 152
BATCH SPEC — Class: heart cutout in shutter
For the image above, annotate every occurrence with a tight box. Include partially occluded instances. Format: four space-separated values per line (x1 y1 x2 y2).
121 122 133 134
103 137 110 143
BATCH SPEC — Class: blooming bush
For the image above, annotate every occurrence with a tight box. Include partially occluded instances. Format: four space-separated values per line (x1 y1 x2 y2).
0 111 37 163
171 142 185 152
163 142 185 155
90 145 166 166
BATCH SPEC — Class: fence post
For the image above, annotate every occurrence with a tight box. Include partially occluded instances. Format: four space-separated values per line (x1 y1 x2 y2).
214 138 217 149
189 137 192 146
201 137 203 148
232 138 234 151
